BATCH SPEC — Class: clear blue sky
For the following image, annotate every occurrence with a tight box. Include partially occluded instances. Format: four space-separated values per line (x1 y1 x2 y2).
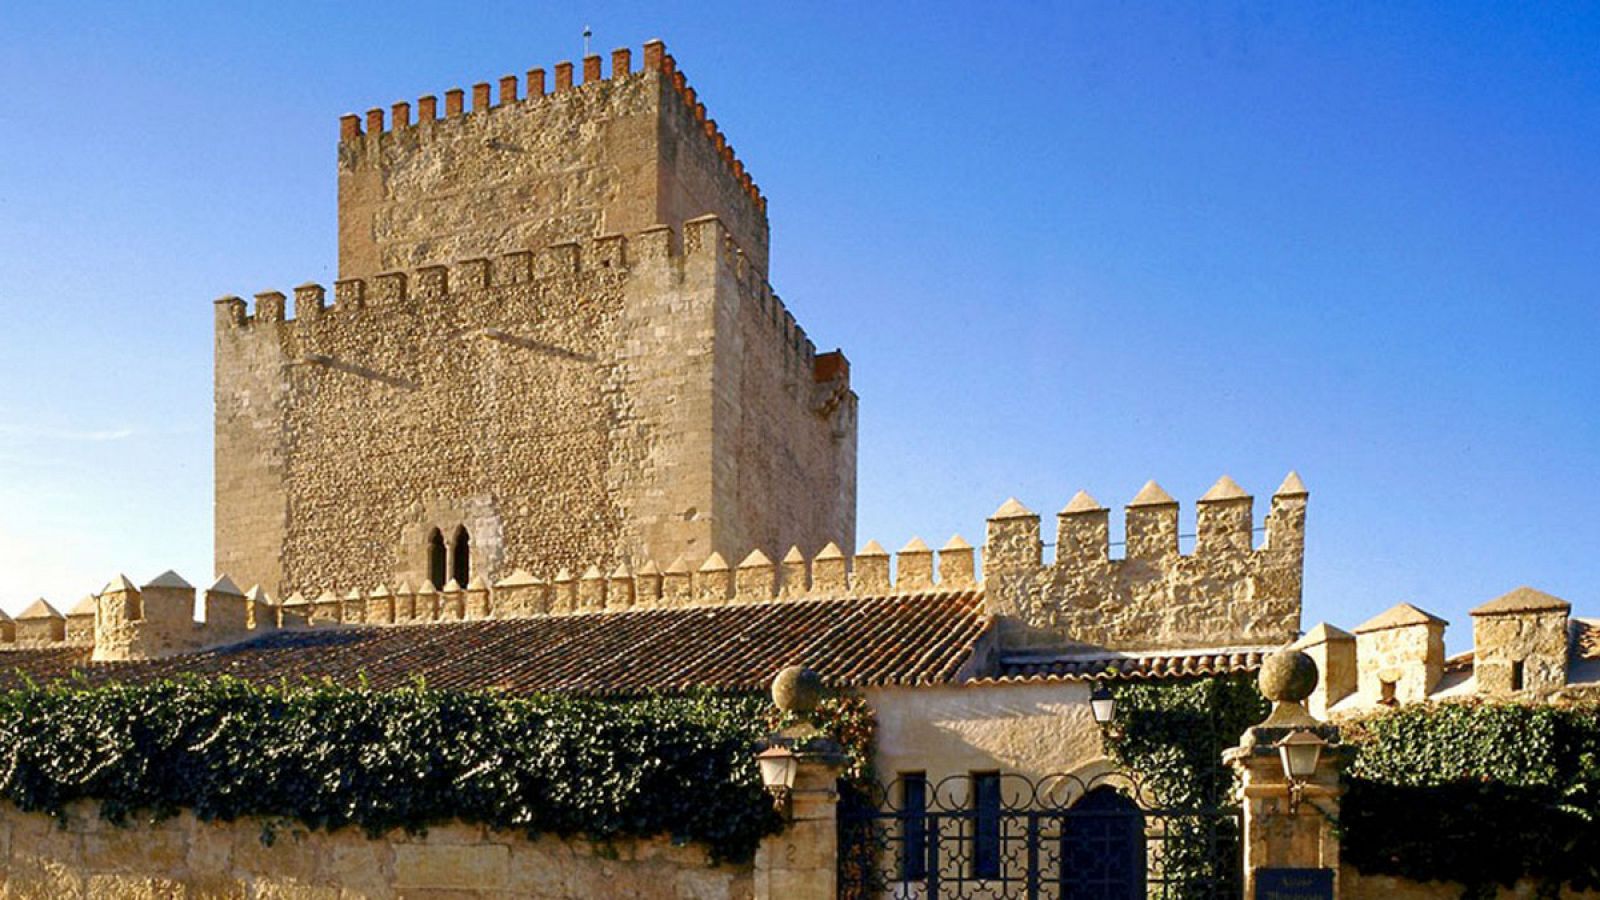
1 2 1595 647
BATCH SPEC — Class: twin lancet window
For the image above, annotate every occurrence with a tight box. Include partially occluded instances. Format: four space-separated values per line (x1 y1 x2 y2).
427 526 471 588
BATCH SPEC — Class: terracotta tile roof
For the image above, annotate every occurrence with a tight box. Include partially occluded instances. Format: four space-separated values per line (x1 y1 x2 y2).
0 646 93 689
976 647 1271 685
0 591 989 697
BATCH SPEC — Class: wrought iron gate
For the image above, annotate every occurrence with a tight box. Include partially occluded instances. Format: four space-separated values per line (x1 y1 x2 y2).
838 771 1242 899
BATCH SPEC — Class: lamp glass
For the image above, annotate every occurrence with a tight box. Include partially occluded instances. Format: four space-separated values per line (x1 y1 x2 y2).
1278 737 1323 781
1089 684 1116 725
757 748 798 791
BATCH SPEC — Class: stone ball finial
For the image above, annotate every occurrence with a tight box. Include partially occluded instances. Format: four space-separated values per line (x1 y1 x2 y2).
771 666 824 716
1258 648 1318 704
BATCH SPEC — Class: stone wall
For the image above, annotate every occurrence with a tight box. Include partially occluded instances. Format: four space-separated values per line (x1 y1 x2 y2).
0 801 751 899
213 296 290 601
1473 608 1569 696
982 475 1307 652
337 42 769 280
711 221 856 562
217 235 670 597
1354 618 1445 705
215 219 855 599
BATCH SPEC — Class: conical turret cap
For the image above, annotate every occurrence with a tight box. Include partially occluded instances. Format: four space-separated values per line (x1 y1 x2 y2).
145 570 192 590
1128 481 1177 507
18 598 64 620
208 575 245 596
1275 471 1309 496
990 497 1035 519
1060 490 1104 514
1199 475 1249 502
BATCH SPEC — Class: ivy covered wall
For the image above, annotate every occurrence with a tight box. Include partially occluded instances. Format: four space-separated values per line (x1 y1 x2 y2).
0 677 784 861
1343 701 1600 896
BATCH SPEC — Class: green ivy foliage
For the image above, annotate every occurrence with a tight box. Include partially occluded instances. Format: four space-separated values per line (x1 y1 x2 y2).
1343 702 1600 895
764 691 878 784
0 677 786 861
1100 675 1269 900
1101 674 1270 807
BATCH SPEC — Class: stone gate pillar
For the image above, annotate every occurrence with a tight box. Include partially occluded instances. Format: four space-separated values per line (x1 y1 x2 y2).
754 753 845 900
1225 648 1345 899
754 666 846 900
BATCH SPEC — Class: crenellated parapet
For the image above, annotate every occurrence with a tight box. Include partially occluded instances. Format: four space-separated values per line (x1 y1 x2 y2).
220 218 819 369
10 577 299 658
10 476 1302 660
219 231 647 331
214 218 846 409
686 214 846 393
31 533 978 659
338 40 764 217
265 535 975 629
76 573 270 662
984 473 1309 652
1297 585 1584 716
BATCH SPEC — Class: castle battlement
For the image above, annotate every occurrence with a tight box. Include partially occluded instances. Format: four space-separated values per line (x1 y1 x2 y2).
27 475 1303 661
334 38 764 280
27 533 975 661
336 40 761 198
212 217 837 389
984 474 1307 569
983 474 1309 651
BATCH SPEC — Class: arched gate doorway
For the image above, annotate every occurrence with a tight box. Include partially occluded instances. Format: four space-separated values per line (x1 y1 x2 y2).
838 771 1241 899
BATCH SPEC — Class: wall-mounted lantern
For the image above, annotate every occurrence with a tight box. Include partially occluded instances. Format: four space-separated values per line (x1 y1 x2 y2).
1090 681 1117 725
1274 729 1328 813
757 743 799 816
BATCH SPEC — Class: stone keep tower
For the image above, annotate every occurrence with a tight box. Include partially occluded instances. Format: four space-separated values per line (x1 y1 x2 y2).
215 41 858 598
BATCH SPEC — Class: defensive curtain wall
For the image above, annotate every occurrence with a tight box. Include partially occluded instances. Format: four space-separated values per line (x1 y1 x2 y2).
0 476 1307 664
215 216 856 601
984 472 1306 651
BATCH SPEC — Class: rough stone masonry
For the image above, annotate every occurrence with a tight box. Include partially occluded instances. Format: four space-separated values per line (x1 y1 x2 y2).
214 42 858 598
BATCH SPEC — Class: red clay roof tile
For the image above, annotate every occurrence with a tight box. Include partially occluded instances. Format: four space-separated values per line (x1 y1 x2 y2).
0 591 989 696
975 648 1272 685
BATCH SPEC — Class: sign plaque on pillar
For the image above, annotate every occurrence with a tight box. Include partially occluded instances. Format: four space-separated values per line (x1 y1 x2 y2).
1256 867 1334 900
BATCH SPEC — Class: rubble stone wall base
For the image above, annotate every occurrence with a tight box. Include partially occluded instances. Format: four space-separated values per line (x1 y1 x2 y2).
0 801 752 899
